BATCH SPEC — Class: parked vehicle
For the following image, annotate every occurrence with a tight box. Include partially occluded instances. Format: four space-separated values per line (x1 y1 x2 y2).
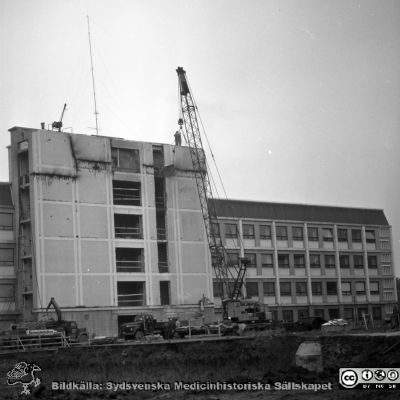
120 314 175 340
283 316 326 332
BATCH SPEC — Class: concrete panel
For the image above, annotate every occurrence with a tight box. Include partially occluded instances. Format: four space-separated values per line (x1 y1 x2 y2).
177 178 201 210
40 178 73 202
260 239 272 248
181 243 207 273
78 171 108 204
45 276 77 307
173 146 195 170
70 135 111 162
81 241 110 273
44 239 75 273
82 275 111 306
179 211 205 242
79 206 108 238
181 275 208 304
33 131 76 177
43 203 73 237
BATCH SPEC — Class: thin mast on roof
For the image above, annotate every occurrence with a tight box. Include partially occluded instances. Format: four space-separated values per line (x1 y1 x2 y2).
87 15 99 136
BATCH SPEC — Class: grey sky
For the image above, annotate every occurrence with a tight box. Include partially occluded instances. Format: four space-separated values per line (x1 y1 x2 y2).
1 0 399 274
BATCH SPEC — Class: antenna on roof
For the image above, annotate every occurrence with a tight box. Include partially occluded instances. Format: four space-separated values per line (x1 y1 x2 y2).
87 15 99 136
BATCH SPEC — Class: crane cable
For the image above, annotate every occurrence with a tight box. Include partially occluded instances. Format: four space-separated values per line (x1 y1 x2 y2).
184 77 245 252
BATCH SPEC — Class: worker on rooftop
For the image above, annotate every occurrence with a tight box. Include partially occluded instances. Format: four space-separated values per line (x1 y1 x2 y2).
174 130 182 146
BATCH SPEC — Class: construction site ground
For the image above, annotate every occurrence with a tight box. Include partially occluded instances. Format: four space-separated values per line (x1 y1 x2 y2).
1 330 400 400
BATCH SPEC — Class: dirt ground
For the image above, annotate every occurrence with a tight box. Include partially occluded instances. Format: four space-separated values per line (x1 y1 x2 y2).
1 332 399 400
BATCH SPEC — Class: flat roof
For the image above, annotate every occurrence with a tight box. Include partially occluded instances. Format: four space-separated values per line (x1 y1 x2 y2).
210 198 389 226
0 182 13 207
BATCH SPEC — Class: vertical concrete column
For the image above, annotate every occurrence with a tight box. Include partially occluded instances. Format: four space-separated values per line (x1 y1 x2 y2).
333 225 342 303
238 218 247 298
361 226 371 303
304 223 312 305
272 221 280 304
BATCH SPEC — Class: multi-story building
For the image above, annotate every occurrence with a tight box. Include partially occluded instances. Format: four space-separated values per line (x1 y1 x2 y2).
4 126 397 335
7 126 213 336
0 182 17 331
211 199 397 324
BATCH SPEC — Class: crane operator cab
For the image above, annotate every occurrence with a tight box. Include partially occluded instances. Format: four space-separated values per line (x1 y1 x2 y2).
224 299 272 323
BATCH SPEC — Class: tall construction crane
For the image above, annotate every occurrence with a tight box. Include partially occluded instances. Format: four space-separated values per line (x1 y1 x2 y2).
176 67 247 309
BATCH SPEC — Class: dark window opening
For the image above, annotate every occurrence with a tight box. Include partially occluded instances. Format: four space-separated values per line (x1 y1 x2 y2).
116 248 144 273
246 282 258 297
312 282 322 296
158 243 168 273
244 253 256 268
280 282 291 296
368 255 378 268
213 281 223 298
296 282 307 296
372 306 382 320
366 230 376 243
310 254 320 268
259 225 271 240
225 223 238 238
326 282 337 295
113 180 141 206
351 229 362 243
112 148 140 172
160 281 170 305
0 248 14 266
338 228 348 242
294 254 305 268
292 226 303 241
226 251 239 267
261 254 273 268
278 254 289 268
339 255 350 269
0 284 15 301
325 254 336 269
0 213 13 230
353 255 364 269
263 282 275 296
117 281 145 306
297 308 309 319
283 309 293 322
242 224 255 239
314 309 325 318
341 282 351 295
154 177 166 208
114 214 142 239
329 308 340 319
307 227 319 241
156 211 167 240
152 145 165 173
276 226 288 240
322 228 333 242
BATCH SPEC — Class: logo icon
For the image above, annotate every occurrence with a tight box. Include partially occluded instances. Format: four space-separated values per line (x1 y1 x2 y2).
362 369 373 381
374 370 386 381
387 370 399 381
340 369 358 388
6 362 41 395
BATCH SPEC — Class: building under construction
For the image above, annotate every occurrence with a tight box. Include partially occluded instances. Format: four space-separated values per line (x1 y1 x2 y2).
0 126 397 336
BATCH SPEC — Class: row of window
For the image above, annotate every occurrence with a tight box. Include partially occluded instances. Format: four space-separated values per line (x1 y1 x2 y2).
280 306 382 322
217 223 376 243
225 251 379 270
117 281 170 306
244 280 380 297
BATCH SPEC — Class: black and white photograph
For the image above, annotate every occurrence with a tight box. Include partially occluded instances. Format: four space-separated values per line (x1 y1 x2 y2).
0 0 399 399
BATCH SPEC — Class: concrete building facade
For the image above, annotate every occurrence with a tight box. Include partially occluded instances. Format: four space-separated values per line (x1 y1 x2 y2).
7 127 213 336
0 183 17 331
211 199 397 324
2 127 397 335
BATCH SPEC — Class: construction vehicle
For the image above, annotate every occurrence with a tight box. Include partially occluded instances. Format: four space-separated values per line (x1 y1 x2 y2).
120 314 175 340
45 297 89 343
176 67 271 328
0 297 88 351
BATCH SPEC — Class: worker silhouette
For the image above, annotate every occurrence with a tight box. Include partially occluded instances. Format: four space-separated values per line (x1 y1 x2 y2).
174 131 182 146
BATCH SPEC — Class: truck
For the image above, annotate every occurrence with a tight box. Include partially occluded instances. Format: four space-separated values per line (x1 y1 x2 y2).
0 297 89 351
120 314 175 340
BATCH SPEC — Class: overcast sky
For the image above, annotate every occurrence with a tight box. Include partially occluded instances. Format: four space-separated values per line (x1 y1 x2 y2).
1 0 399 275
